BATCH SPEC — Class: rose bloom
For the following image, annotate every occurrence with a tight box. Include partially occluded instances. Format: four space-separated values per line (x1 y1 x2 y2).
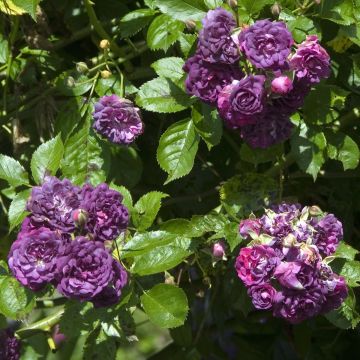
248 284 277 310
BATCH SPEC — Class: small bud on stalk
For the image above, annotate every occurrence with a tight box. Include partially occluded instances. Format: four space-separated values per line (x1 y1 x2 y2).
309 205 323 216
185 20 197 31
72 209 88 228
76 62 88 74
99 39 110 49
227 0 238 8
271 2 281 17
65 76 75 88
100 70 112 79
212 241 227 261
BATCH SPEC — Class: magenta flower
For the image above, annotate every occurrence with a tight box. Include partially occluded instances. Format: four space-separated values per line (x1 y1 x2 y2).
248 284 277 310
274 261 315 290
271 76 293 95
238 219 262 239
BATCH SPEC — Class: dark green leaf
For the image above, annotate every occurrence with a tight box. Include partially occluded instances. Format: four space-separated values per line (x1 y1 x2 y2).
0 277 35 319
240 143 283 165
136 77 192 113
55 71 93 96
154 0 207 21
151 57 185 81
141 284 189 328
318 0 358 26
157 118 199 184
83 327 116 360
286 16 320 43
8 189 31 232
0 154 29 187
119 9 157 38
240 0 273 15
11 0 41 20
147 14 185 52
30 134 64 184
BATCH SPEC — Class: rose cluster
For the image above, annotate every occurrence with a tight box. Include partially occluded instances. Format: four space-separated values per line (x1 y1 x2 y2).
235 203 347 323
184 9 331 148
92 95 144 145
8 176 129 307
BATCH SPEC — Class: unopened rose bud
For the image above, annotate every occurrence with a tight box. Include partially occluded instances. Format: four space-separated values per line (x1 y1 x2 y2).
99 39 110 49
185 20 196 31
72 209 88 227
165 273 176 285
76 62 88 74
271 76 293 95
314 0 321 4
65 76 75 88
52 325 66 348
309 205 323 216
100 70 112 79
271 2 281 17
239 219 261 239
212 241 226 259
227 0 238 8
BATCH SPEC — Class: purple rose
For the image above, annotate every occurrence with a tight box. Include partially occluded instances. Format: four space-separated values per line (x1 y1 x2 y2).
0 329 21 360
248 284 277 310
184 54 243 104
92 259 128 308
238 219 262 239
93 95 144 145
239 106 293 148
56 237 114 301
272 79 310 116
273 288 325 323
217 75 266 128
271 202 301 215
80 183 129 242
312 213 343 256
198 8 239 64
235 245 279 287
271 76 293 95
321 274 348 313
290 35 331 84
8 227 67 291
26 176 81 232
238 20 293 70
274 261 315 290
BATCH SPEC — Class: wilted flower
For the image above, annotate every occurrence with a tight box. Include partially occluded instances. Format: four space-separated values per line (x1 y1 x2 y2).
26 176 81 232
93 95 144 145
8 227 67 291
290 35 331 84
56 237 114 301
238 19 293 70
238 219 262 239
198 8 239 64
80 183 129 242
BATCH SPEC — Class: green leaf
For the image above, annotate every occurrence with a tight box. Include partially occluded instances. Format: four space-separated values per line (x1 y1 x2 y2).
223 222 243 251
147 14 185 52
141 284 189 328
109 183 133 211
8 189 31 232
240 0 273 15
190 213 229 236
318 0 359 25
338 260 360 287
285 16 320 43
325 289 360 329
136 77 192 113
0 154 29 187
159 219 193 235
55 71 93 97
122 231 179 258
151 57 185 81
204 0 223 9
59 302 91 339
0 34 9 64
157 118 200 184
334 243 359 261
179 33 197 57
95 76 138 97
326 132 359 170
11 0 40 19
119 9 157 38
240 143 283 165
131 237 193 275
220 174 277 219
192 103 223 150
154 0 207 21
291 123 327 180
0 277 35 319
61 120 105 186
30 134 64 184
133 191 168 231
83 327 116 360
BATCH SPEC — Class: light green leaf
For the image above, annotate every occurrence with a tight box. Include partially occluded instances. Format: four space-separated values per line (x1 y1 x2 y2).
0 0 40 20
154 0 207 21
0 277 35 319
157 118 200 184
95 76 138 97
318 0 359 26
141 284 189 328
136 77 192 113
285 16 320 43
8 189 31 232
326 132 359 171
338 260 360 287
334 243 359 261
151 57 185 81
291 123 327 180
204 0 223 9
0 154 29 187
131 237 193 275
61 120 105 186
119 9 157 38
122 231 179 258
147 14 185 52
0 34 8 64
30 134 64 184
133 191 168 231
240 0 273 15
179 33 197 57
192 103 223 150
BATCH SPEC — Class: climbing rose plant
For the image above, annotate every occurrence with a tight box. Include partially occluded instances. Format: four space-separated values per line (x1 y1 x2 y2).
0 0 360 359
